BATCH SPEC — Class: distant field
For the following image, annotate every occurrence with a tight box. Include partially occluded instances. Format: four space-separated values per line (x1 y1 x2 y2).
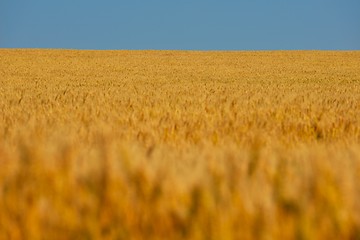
0 49 360 239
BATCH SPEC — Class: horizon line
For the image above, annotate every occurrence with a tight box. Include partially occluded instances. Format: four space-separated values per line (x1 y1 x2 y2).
1 47 360 52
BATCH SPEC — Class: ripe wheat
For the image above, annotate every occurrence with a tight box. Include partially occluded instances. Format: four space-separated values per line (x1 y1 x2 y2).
0 49 360 239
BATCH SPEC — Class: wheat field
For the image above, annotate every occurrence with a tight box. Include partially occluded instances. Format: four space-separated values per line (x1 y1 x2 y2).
0 49 360 239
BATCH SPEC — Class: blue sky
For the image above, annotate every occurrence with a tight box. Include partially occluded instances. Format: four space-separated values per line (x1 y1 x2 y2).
1 0 359 50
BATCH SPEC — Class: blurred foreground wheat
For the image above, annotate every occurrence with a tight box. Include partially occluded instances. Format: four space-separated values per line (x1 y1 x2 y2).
0 50 360 239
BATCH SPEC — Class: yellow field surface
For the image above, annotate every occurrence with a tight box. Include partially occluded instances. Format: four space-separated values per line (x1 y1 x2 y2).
0 49 360 239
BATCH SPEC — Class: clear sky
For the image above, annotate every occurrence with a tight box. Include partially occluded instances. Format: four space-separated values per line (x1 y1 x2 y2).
1 0 359 50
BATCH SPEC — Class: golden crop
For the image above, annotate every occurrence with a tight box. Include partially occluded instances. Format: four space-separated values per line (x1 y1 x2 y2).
0 49 360 239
